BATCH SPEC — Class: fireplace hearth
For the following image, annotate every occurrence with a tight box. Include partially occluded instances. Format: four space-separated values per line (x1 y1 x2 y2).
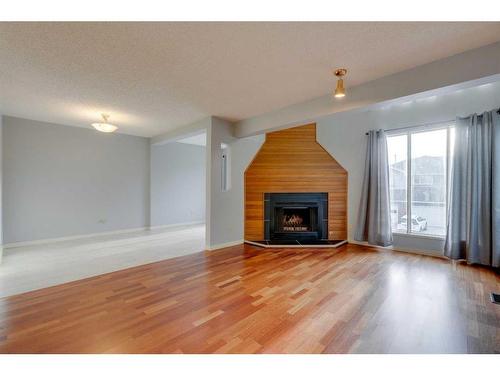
264 193 328 241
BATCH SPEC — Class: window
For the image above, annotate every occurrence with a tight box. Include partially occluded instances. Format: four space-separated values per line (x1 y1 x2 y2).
387 124 454 237
387 134 407 234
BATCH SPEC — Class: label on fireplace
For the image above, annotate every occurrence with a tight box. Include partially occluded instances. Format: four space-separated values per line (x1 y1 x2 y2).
282 226 309 231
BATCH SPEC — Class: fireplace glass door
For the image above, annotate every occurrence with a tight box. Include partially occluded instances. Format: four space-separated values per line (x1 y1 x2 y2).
264 193 327 241
276 207 316 233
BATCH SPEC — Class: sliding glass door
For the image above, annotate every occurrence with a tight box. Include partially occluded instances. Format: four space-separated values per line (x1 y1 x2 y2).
387 123 454 237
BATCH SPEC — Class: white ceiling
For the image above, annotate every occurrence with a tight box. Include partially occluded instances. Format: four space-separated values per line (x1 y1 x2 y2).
1 22 499 137
176 132 206 147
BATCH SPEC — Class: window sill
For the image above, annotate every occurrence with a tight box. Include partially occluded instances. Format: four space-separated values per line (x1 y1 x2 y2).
392 232 445 240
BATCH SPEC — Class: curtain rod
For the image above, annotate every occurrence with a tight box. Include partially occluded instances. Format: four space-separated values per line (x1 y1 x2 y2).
364 119 455 136
365 107 500 135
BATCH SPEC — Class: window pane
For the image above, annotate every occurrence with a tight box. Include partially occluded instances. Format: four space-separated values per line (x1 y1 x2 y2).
449 126 455 160
387 134 408 233
410 129 447 236
447 127 455 196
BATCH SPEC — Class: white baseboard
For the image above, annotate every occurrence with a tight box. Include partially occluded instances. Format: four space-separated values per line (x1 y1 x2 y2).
391 246 446 259
3 227 150 249
206 240 243 251
349 239 393 250
148 221 204 231
349 240 445 259
3 222 206 250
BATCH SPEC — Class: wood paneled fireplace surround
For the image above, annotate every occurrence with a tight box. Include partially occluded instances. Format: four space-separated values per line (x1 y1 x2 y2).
244 123 348 247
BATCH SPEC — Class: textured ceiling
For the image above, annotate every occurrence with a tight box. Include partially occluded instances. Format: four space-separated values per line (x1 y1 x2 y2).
1 22 499 137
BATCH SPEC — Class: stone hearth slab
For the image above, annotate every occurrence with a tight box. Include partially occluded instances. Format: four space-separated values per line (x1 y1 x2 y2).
244 239 348 248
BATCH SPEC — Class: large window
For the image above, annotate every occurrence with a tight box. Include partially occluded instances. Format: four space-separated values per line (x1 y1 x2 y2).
387 124 454 237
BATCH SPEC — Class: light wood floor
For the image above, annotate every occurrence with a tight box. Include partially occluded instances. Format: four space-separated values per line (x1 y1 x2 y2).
0 244 498 353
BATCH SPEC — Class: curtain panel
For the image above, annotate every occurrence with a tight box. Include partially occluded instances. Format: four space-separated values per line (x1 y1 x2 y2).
354 129 393 247
445 110 500 267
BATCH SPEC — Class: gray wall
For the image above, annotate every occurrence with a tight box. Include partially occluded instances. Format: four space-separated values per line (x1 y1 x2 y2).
0 116 3 259
150 141 205 227
316 81 500 254
2 116 150 244
207 117 264 248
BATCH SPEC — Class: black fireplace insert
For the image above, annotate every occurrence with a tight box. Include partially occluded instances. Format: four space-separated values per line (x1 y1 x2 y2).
264 192 328 241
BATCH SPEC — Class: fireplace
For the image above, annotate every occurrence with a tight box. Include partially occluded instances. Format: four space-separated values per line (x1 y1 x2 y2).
264 193 328 241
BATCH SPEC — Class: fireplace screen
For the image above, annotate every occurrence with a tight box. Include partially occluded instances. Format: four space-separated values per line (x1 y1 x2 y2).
277 207 315 232
264 193 328 241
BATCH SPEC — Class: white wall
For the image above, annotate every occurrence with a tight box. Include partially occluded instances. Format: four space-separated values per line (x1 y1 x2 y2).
150 141 205 227
316 81 500 254
206 117 264 249
0 116 3 261
2 116 150 244
235 42 500 137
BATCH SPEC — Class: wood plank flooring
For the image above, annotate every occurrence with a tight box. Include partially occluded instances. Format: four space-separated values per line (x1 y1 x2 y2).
0 244 498 353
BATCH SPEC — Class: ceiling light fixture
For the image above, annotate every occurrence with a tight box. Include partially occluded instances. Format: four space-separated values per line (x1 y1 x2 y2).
333 68 347 98
91 114 118 133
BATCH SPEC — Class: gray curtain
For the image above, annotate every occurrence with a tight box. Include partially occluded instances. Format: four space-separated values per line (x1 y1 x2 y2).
354 130 393 247
445 110 500 267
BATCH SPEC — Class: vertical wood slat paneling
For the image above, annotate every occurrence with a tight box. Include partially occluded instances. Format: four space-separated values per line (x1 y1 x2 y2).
244 124 348 241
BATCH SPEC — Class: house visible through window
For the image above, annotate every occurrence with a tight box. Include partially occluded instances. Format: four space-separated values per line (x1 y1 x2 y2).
387 124 454 237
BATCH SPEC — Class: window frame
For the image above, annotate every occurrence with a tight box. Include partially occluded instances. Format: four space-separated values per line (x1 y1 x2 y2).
386 121 455 239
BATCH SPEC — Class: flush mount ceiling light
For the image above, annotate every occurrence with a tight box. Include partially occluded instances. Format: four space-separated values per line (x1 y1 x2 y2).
333 68 347 98
91 114 118 133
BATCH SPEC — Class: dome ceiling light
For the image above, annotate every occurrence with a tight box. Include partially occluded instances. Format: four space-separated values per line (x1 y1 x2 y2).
91 114 118 133
333 68 347 98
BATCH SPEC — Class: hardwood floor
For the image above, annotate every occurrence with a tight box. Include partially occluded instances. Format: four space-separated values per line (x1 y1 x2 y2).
0 244 498 353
